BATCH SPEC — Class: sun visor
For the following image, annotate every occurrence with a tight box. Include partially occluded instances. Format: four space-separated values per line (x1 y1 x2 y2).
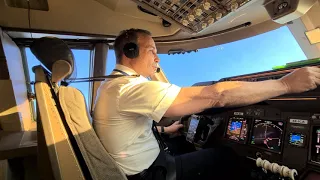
30 37 77 82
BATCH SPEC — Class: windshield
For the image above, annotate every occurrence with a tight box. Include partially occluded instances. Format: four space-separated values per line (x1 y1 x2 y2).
107 26 306 87
158 26 306 87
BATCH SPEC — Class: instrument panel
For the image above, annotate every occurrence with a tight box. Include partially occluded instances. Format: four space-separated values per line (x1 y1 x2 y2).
181 63 320 179
182 106 320 179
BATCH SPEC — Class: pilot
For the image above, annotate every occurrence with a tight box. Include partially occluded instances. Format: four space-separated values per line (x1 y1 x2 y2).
93 28 320 180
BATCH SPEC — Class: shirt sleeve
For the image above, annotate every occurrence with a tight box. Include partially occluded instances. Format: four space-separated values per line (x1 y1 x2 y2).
118 81 181 122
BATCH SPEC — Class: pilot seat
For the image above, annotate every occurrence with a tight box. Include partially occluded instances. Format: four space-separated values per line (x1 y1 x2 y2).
30 37 127 180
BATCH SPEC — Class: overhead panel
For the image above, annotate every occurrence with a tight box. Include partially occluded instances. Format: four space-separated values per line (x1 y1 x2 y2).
133 0 252 33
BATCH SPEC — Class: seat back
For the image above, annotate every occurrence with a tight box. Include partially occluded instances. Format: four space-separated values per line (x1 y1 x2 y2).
34 66 85 180
32 37 127 180
58 86 127 180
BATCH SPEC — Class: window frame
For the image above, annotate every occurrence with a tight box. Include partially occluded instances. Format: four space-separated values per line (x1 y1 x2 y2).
20 46 37 121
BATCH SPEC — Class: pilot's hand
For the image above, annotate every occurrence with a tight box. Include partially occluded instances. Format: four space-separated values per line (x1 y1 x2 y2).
279 66 320 94
165 121 184 134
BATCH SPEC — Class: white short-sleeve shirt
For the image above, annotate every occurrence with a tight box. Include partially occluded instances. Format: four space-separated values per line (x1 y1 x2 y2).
93 64 181 175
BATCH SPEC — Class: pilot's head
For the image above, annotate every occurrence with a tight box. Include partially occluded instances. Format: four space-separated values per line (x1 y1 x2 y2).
114 28 160 77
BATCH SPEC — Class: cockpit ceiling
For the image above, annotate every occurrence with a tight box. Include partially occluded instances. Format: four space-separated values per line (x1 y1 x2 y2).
0 0 318 50
132 0 262 34
0 0 271 37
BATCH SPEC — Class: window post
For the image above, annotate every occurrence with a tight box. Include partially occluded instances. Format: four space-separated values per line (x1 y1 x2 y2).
90 43 108 114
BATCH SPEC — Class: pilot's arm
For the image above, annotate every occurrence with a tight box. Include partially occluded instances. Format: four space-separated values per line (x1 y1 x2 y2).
120 67 320 121
156 121 183 134
164 67 320 117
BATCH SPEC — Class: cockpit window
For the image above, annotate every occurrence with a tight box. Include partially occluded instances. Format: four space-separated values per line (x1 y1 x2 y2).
158 26 306 87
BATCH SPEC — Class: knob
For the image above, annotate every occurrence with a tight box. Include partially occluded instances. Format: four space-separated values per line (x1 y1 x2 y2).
280 166 288 176
262 160 271 171
208 17 215 24
216 12 222 20
195 9 203 16
201 23 207 29
182 20 189 26
290 169 298 180
281 166 297 180
231 2 239 11
271 163 280 174
203 2 211 10
188 15 195 22
256 158 298 180
256 158 263 167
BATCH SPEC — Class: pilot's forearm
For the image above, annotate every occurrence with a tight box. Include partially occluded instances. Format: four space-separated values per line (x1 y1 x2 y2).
213 79 287 107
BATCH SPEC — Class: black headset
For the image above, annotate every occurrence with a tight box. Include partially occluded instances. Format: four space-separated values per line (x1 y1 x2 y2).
122 30 161 73
123 31 139 59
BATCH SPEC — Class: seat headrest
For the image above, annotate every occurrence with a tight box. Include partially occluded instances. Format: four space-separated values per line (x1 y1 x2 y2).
30 37 77 81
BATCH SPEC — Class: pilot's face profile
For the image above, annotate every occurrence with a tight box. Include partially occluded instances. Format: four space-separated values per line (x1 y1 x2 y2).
137 35 160 77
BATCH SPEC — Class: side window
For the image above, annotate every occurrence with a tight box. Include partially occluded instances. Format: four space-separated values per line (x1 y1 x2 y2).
24 48 92 118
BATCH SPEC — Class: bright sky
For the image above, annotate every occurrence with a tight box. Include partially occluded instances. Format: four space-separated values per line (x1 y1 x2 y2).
26 25 306 105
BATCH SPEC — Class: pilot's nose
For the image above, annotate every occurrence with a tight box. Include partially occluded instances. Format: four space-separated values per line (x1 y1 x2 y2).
154 54 160 63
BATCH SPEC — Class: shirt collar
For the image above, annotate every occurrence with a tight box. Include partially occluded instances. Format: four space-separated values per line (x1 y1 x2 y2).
112 64 149 80
112 64 137 76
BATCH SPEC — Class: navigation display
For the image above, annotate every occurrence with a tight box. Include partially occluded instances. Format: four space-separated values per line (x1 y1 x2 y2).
289 133 305 147
226 117 248 142
186 117 199 143
251 119 284 152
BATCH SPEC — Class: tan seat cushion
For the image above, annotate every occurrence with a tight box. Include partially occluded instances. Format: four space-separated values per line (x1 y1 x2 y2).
59 86 127 180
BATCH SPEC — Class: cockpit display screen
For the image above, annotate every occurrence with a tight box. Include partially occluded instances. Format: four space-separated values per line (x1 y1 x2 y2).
289 133 304 147
186 117 199 143
251 119 284 152
226 117 248 142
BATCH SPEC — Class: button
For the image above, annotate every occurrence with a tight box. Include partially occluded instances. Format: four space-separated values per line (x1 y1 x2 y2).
167 9 174 15
154 1 160 6
172 4 179 11
210 6 216 11
202 12 208 17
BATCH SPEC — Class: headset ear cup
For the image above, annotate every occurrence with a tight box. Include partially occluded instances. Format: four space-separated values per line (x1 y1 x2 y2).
123 43 139 59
